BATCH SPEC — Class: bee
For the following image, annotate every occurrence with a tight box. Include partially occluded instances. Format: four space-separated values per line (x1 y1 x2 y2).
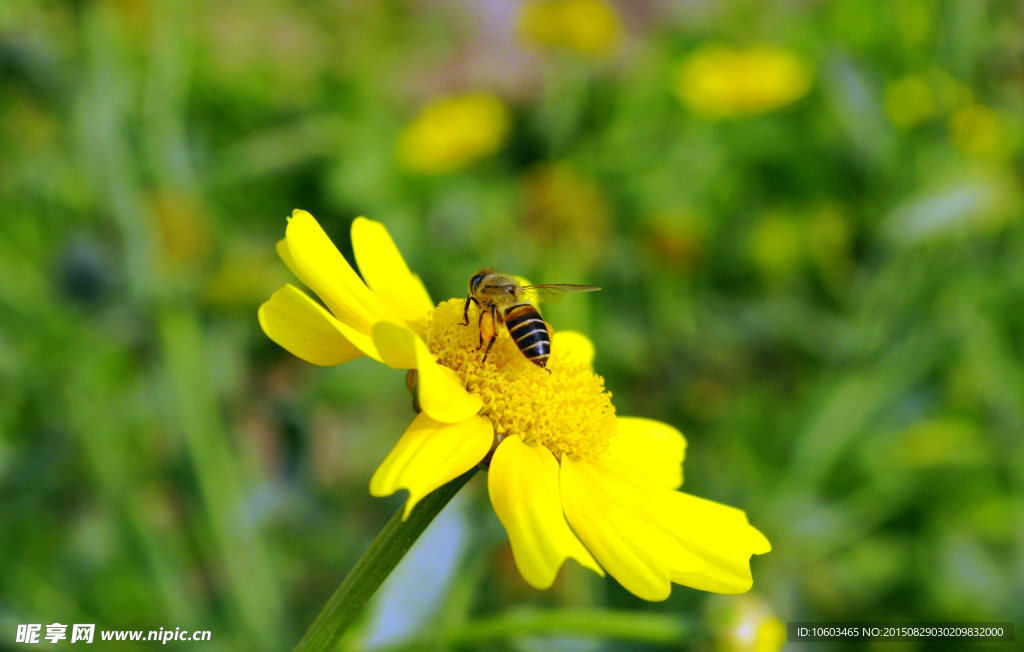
460 269 599 369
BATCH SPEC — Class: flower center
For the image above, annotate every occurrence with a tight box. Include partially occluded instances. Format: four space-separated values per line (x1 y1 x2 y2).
426 299 616 460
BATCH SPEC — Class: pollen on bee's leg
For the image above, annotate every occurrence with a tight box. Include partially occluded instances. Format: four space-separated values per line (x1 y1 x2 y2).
426 299 616 460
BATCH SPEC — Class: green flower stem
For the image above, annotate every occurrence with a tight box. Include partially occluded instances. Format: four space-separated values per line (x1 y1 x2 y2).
381 608 695 651
294 468 479 652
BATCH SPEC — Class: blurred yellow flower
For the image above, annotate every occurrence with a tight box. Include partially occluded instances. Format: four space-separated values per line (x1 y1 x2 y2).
519 0 621 57
708 595 787 652
949 103 1002 155
523 163 610 267
674 46 814 119
397 93 510 175
884 75 937 128
260 210 770 601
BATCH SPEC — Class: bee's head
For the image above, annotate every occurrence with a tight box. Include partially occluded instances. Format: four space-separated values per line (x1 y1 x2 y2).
469 269 491 296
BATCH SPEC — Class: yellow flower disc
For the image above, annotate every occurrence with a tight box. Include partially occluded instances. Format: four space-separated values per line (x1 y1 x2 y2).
426 299 616 460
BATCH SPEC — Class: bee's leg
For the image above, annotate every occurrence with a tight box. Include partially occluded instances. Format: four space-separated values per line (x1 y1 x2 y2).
481 333 497 363
459 296 478 326
476 309 486 349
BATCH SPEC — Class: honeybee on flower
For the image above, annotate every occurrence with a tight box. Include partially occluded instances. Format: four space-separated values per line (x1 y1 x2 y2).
259 210 770 600
461 269 599 369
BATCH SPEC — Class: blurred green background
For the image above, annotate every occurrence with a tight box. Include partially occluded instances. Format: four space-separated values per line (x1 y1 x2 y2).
2 0 1022 650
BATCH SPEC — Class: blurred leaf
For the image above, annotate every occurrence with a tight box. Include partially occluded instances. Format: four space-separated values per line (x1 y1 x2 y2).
886 166 1023 243
821 54 896 171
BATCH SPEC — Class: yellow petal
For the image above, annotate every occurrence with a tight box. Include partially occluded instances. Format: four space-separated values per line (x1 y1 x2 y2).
414 338 483 423
372 321 420 370
258 284 366 366
284 210 396 334
656 490 771 593
351 217 434 330
275 238 300 278
370 412 493 518
488 436 603 588
552 330 595 366
606 417 687 489
566 453 771 598
560 455 675 601
371 321 483 420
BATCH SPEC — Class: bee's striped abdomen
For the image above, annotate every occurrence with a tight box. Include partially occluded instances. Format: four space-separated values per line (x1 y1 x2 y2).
504 304 550 368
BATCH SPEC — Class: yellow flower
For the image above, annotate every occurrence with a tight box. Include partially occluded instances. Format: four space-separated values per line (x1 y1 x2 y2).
708 594 787 652
259 210 771 601
948 103 1002 155
397 93 510 175
523 163 611 267
674 46 813 119
518 0 621 57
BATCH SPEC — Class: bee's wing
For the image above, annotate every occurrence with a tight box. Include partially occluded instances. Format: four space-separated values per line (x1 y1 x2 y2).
521 284 600 304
